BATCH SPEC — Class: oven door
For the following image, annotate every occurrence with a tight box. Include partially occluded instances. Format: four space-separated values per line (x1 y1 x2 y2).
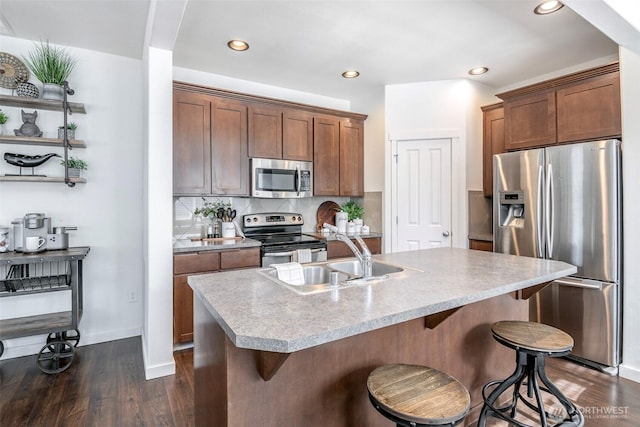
252 158 313 198
262 247 327 266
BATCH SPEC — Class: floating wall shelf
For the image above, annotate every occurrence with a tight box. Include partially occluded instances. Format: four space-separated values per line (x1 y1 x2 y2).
0 136 86 148
0 176 86 184
0 94 86 114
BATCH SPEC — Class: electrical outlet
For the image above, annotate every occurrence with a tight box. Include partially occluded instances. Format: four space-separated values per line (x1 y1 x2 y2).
128 289 138 303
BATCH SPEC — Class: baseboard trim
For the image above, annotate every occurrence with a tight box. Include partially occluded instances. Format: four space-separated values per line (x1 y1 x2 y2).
618 363 640 383
141 333 176 380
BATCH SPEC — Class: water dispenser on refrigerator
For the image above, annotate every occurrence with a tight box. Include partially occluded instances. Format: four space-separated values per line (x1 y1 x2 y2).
498 191 525 228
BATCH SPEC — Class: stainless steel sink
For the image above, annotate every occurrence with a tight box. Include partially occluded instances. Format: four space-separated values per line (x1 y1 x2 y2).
257 259 421 295
327 260 403 276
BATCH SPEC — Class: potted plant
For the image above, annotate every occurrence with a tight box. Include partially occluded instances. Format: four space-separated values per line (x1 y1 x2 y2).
22 40 76 101
341 200 364 221
0 109 8 134
60 156 87 178
58 122 77 140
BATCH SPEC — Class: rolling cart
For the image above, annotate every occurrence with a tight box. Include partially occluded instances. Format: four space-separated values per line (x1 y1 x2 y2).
0 247 90 374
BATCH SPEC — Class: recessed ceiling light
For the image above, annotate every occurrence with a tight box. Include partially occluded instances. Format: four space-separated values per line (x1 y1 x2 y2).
534 1 564 15
342 70 360 79
227 40 249 51
468 67 489 76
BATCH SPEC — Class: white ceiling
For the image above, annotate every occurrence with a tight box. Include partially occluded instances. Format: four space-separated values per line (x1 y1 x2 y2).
0 0 620 101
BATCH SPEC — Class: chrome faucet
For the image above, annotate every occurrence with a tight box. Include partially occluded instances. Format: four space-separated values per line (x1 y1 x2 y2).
335 233 373 277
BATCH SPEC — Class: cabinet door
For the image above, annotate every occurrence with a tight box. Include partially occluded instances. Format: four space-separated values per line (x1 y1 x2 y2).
248 104 282 159
313 116 340 196
339 119 364 197
482 104 505 197
211 98 249 195
469 239 493 252
220 247 260 270
283 110 313 161
504 92 556 150
173 275 194 344
327 237 381 259
173 91 211 195
556 72 621 143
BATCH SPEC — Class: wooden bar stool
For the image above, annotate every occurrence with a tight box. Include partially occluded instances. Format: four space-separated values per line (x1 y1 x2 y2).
367 364 470 426
478 320 584 427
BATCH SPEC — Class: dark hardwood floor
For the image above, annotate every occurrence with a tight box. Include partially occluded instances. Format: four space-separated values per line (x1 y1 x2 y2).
1 337 639 426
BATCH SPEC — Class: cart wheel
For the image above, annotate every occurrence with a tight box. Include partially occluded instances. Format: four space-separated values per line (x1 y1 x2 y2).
47 329 81 348
37 340 75 374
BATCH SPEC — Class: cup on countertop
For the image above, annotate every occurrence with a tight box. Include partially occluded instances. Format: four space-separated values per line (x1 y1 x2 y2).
25 236 46 251
335 212 348 233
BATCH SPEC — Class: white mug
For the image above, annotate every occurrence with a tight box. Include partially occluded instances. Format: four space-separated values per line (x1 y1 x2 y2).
221 222 235 238
25 236 46 251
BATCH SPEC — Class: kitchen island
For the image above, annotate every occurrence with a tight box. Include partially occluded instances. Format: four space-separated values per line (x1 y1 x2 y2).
189 247 576 426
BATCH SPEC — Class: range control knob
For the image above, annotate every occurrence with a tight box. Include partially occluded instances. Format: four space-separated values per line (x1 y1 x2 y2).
291 216 296 221
297 216 302 221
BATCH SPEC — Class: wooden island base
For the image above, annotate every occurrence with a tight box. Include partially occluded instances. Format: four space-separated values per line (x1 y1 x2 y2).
194 293 529 426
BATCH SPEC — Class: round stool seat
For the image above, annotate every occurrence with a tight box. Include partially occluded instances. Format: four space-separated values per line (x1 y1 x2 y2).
491 320 574 354
367 364 470 426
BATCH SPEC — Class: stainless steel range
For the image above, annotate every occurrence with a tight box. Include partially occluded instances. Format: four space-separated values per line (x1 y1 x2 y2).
242 213 327 266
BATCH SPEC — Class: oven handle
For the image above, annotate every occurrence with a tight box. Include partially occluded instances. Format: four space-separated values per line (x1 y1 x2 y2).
266 248 326 257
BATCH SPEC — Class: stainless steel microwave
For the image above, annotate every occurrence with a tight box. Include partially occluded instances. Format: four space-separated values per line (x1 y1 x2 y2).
251 158 313 198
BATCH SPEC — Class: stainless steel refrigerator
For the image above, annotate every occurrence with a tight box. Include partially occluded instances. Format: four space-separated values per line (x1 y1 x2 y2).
494 139 621 373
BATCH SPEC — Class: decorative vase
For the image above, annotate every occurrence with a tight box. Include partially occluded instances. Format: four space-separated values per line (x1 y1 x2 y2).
67 168 81 178
16 82 39 98
58 128 75 140
221 222 235 238
41 83 64 101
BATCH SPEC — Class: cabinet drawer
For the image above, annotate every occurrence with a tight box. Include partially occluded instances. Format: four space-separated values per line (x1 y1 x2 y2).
220 247 260 270
174 252 221 275
327 237 381 259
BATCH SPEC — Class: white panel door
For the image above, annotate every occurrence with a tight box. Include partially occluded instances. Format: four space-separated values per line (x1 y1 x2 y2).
395 138 452 251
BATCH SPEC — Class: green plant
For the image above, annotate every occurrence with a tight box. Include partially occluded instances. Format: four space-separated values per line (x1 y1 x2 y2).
341 200 364 221
194 198 232 218
0 109 8 125
60 156 88 170
58 122 77 130
23 40 76 85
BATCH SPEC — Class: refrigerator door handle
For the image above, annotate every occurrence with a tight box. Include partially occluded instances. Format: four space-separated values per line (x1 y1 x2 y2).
554 278 604 291
546 163 554 257
537 165 544 258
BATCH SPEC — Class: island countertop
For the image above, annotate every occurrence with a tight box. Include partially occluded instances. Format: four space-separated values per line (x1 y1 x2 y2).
188 247 575 353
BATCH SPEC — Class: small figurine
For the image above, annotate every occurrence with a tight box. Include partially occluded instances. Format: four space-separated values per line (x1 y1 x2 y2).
14 110 43 137
4 152 60 168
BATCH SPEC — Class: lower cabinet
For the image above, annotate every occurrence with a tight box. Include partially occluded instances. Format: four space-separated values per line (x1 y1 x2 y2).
469 239 493 252
173 247 260 345
327 237 382 259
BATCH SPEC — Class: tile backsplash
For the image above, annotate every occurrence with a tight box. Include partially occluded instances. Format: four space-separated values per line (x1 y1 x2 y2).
173 194 382 240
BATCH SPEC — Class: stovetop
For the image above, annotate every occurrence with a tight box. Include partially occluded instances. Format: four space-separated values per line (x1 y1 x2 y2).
242 212 325 251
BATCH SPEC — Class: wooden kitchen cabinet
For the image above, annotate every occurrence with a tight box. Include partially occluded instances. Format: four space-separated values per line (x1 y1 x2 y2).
481 103 505 198
173 91 212 195
327 237 382 259
469 239 493 252
282 110 313 161
556 72 621 143
173 247 260 345
314 116 364 197
248 105 313 161
339 119 364 197
211 97 249 196
173 89 249 196
497 62 621 150
248 104 282 159
503 91 556 150
314 116 340 196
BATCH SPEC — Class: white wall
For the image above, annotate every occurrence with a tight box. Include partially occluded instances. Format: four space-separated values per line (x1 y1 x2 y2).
352 88 386 193
383 79 496 251
0 36 144 358
619 46 640 382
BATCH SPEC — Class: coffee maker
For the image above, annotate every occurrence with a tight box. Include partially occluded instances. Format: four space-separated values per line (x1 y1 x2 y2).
19 213 51 252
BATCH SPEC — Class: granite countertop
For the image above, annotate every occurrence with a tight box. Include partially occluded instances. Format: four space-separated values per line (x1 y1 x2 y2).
173 238 261 253
189 247 575 353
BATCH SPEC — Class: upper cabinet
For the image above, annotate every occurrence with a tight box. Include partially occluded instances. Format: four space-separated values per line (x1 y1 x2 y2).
173 81 367 197
481 103 505 198
313 116 364 197
248 105 313 161
173 89 249 196
497 62 621 150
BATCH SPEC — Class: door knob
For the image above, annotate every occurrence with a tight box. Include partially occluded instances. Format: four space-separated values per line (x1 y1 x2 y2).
442 231 450 237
